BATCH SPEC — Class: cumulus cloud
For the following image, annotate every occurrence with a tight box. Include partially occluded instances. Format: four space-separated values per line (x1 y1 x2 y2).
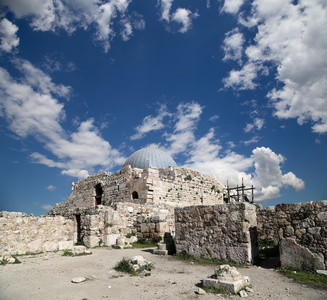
1 0 144 52
164 102 203 156
41 204 53 211
151 101 304 201
131 105 170 140
171 8 199 33
222 28 244 64
0 61 124 179
0 18 19 53
157 0 198 33
221 0 245 14
244 118 264 133
135 101 304 202
158 0 174 22
46 185 56 191
222 0 327 133
252 147 305 200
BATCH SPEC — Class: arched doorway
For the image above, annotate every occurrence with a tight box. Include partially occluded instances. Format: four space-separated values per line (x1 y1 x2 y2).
132 191 138 199
95 183 103 205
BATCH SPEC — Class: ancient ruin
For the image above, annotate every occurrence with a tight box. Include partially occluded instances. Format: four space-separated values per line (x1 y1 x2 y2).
0 147 326 272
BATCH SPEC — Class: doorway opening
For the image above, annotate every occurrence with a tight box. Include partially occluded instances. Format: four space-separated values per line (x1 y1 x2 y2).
75 214 82 244
95 183 103 205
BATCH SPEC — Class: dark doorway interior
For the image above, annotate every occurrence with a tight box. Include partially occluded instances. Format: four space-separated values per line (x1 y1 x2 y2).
76 214 82 244
95 184 103 205
132 191 139 199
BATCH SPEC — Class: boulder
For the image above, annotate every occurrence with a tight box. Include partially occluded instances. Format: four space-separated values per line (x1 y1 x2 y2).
280 238 325 271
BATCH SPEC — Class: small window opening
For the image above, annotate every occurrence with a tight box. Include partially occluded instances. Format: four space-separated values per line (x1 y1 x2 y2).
95 183 103 205
132 191 139 199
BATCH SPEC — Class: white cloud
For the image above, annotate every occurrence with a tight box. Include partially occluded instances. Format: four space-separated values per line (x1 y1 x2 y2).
209 115 219 122
0 18 19 53
223 0 327 133
1 0 143 52
223 62 260 90
46 185 56 191
171 8 199 33
131 105 170 140
158 0 174 22
221 0 245 14
244 118 264 133
222 28 244 64
41 204 53 211
145 101 304 202
174 102 202 132
157 1 198 33
0 61 125 179
14 59 71 99
242 136 260 146
61 169 90 179
252 147 305 200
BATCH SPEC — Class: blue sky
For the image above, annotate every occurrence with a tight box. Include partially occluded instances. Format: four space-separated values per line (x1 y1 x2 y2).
0 0 326 216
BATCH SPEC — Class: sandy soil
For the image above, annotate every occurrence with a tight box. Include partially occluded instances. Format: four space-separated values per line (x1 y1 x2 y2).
0 247 326 300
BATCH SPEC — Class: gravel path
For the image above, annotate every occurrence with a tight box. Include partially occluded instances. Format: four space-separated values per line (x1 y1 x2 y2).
0 247 326 300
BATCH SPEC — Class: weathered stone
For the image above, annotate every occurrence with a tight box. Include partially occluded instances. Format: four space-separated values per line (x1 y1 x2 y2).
196 288 206 295
239 290 248 297
71 277 86 283
203 265 250 294
280 238 325 271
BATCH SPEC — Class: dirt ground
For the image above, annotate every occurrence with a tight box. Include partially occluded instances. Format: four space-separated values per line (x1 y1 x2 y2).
0 247 326 300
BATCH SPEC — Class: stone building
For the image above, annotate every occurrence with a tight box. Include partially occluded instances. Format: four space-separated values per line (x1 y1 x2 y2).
48 148 225 247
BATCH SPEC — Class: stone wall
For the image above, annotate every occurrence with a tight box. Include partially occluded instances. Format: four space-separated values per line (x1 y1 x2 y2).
61 202 176 248
0 212 74 255
50 166 225 215
257 200 327 269
175 203 259 263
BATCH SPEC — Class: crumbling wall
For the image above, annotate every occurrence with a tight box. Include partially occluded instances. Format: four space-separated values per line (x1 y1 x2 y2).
152 168 224 206
63 202 176 248
50 166 225 216
0 212 74 255
257 200 327 269
175 203 258 263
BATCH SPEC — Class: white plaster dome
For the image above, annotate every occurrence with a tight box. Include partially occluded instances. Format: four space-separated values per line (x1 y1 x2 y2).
123 148 177 169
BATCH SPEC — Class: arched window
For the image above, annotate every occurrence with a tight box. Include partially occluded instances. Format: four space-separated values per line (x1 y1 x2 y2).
95 184 103 205
132 191 138 199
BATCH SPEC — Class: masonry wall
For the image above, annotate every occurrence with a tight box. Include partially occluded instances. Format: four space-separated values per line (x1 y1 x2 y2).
257 200 327 268
175 203 259 263
0 212 74 255
50 166 225 216
66 202 176 248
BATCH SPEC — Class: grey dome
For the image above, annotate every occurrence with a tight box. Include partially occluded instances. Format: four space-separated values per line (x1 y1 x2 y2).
123 148 177 169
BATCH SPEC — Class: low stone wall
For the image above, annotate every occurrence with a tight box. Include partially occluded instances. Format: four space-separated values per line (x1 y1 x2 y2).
65 202 176 248
0 212 74 255
257 200 327 269
175 203 258 263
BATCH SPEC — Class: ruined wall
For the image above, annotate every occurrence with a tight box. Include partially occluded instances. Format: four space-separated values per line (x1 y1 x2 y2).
68 202 176 248
257 200 327 268
175 203 258 263
0 212 74 255
151 168 224 206
50 166 225 216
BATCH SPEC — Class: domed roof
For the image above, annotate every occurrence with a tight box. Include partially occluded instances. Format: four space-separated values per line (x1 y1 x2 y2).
123 148 177 169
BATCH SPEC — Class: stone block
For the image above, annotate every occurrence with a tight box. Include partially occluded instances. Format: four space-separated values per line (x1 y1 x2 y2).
280 238 325 271
27 239 43 253
104 234 120 246
58 240 74 250
43 241 58 252
153 249 168 255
